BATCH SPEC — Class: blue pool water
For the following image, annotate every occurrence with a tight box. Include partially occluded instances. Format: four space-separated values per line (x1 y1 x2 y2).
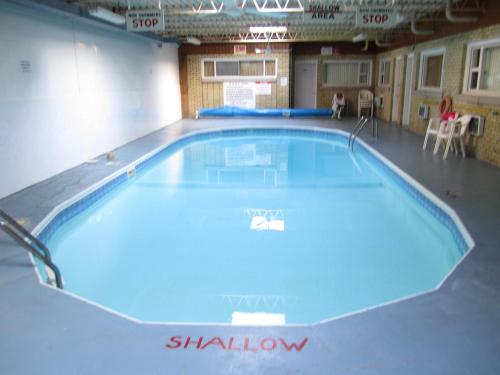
45 131 464 324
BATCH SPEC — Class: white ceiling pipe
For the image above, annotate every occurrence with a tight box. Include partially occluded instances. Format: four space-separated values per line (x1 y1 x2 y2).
352 33 367 43
411 20 433 35
446 0 478 23
186 37 202 45
375 38 392 47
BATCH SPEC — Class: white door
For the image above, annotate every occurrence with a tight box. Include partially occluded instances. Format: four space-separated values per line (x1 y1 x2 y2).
294 61 317 108
402 53 414 127
391 56 404 123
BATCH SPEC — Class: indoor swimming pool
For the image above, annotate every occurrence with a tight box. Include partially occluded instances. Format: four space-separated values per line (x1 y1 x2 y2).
38 129 471 325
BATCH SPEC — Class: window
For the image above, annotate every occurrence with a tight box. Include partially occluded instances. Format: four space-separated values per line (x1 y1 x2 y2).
419 48 445 91
378 59 391 86
464 38 500 95
216 61 239 76
323 60 372 87
202 58 277 80
239 61 263 76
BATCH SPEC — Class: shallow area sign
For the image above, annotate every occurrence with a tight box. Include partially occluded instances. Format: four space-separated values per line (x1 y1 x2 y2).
304 5 353 24
126 9 164 32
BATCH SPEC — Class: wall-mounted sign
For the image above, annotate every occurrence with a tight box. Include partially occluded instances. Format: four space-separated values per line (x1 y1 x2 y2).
280 77 288 87
234 45 247 55
223 82 256 108
255 82 272 95
126 9 164 32
304 5 354 24
355 6 400 29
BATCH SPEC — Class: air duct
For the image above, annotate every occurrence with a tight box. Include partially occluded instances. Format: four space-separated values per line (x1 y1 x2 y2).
88 7 126 25
446 0 478 23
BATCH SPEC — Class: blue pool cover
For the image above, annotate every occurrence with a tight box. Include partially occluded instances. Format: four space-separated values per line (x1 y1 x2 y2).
198 106 333 118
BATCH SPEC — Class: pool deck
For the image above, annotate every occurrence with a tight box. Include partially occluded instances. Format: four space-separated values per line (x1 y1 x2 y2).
1 117 500 374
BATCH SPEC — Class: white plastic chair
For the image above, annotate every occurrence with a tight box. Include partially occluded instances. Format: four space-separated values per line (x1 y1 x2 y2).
358 90 373 118
422 117 442 150
433 115 472 159
422 112 458 150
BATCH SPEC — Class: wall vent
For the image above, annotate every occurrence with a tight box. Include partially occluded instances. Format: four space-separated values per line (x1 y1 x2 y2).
20 60 31 73
418 104 429 120
468 115 484 136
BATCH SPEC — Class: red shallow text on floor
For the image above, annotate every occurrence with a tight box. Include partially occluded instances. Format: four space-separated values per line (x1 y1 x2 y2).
165 336 308 352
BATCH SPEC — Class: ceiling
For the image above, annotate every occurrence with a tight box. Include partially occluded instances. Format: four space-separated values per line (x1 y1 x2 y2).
66 0 484 44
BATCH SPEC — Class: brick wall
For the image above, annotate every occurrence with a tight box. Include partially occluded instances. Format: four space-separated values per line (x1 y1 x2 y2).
375 23 500 167
184 51 290 117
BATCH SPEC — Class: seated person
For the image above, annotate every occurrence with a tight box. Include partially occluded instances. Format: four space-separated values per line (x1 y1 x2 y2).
332 92 346 119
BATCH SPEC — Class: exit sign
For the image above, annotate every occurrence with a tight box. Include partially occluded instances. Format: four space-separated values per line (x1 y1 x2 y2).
234 45 247 55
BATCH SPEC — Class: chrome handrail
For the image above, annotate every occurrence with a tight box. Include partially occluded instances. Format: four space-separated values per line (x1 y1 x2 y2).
348 116 378 150
0 209 63 288
349 116 368 149
348 115 366 146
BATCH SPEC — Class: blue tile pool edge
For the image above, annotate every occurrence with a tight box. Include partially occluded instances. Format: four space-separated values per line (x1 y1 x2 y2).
28 125 475 326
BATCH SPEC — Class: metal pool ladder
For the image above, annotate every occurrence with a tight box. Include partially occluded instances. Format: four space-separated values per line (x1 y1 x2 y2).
0 209 63 289
348 115 378 150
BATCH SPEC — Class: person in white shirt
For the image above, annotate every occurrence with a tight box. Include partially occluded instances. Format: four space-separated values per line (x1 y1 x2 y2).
332 92 346 120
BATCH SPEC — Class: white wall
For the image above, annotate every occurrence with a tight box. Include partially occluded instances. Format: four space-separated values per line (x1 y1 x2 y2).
0 2 182 198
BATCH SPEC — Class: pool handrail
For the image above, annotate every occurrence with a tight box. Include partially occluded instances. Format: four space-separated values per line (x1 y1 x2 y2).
0 209 63 289
348 116 368 149
349 115 378 150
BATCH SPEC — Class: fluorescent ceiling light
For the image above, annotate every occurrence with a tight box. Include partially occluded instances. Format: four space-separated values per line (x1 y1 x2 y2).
249 26 287 33
352 33 367 43
89 7 126 25
186 37 201 45
255 47 272 54
250 216 285 231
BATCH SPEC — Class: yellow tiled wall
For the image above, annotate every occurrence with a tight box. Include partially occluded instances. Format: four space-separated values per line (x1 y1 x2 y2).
373 51 403 122
375 23 500 166
186 52 290 117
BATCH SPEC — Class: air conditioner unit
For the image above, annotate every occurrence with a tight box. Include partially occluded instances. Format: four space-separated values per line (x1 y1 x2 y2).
468 115 485 136
418 104 429 120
